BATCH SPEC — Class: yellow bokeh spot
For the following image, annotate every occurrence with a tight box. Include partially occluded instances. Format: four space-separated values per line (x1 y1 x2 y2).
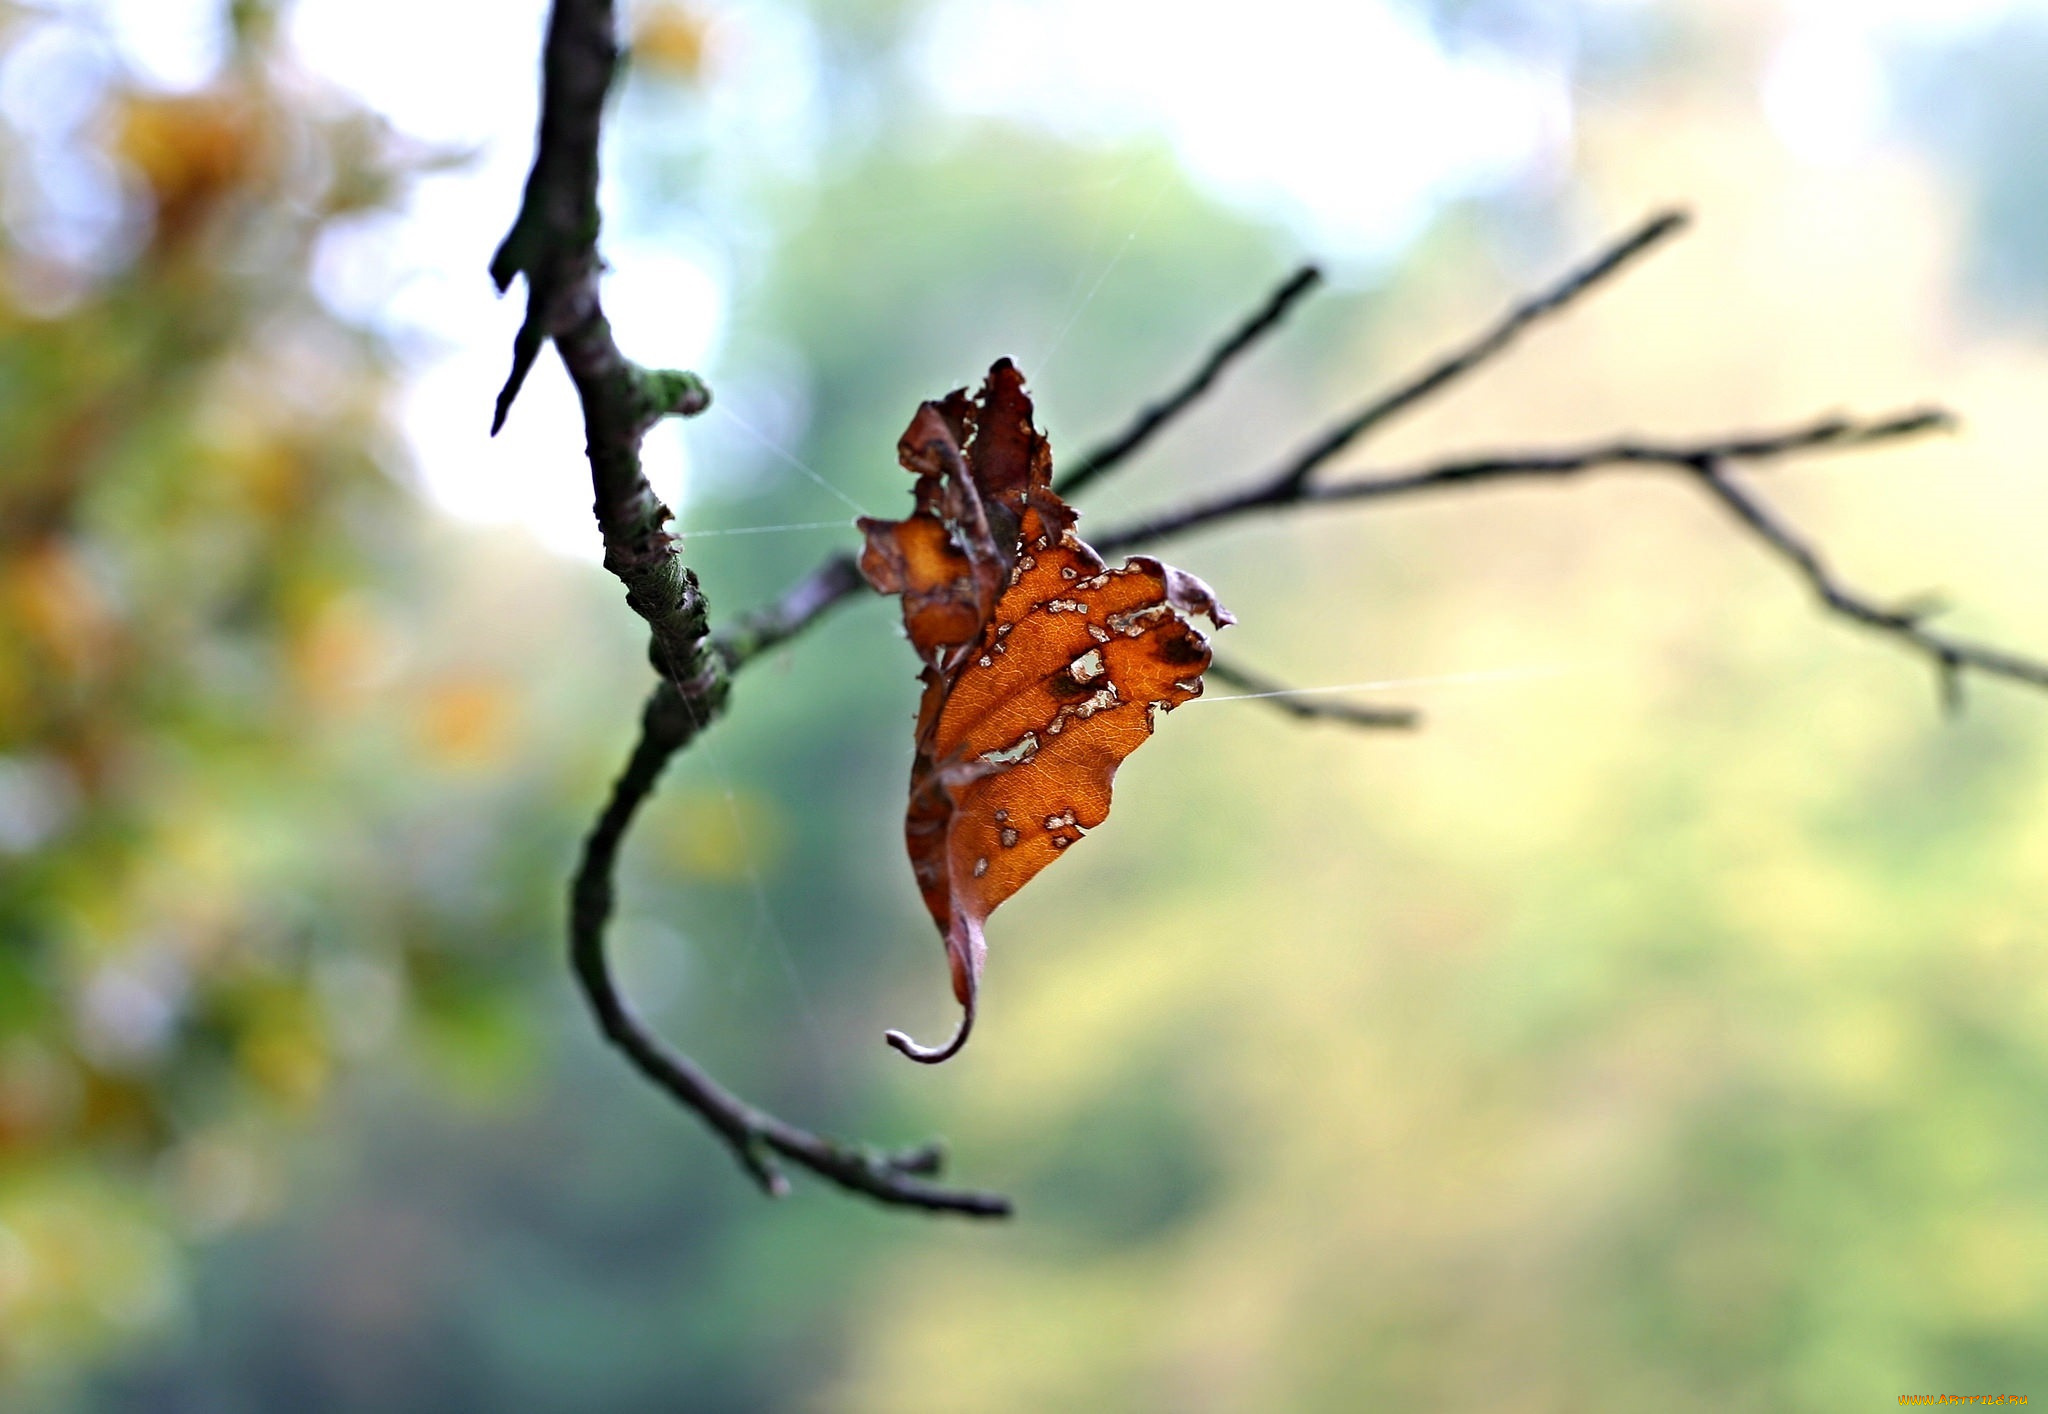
654 788 782 882
239 1016 329 1112
415 678 515 770
3 539 114 682
290 593 393 713
220 433 304 523
631 2 711 81
113 90 265 248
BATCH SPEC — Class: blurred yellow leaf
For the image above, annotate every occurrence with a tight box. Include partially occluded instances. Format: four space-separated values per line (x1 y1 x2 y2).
238 1005 329 1112
113 90 266 251
4 539 115 683
414 678 515 769
631 2 711 81
653 787 783 882
0 1178 179 1375
163 1128 278 1237
220 434 305 523
290 593 394 712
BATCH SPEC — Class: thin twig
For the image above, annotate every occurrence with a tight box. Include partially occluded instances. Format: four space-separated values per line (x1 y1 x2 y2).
717 550 865 668
718 214 2048 723
1266 207 1689 497
711 265 1334 665
1088 407 2048 705
1057 264 1323 497
1204 658 1419 729
729 213 1698 651
1314 409 1956 504
1689 457 2048 711
571 684 1010 1217
1092 409 1955 552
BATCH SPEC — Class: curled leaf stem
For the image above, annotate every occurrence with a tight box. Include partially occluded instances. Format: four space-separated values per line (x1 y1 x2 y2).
883 972 977 1065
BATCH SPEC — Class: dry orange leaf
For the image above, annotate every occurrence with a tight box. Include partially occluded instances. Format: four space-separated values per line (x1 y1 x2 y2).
859 359 1231 1062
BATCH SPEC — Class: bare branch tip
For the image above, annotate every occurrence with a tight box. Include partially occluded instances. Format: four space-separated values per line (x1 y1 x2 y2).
1645 206 1692 238
735 1133 791 1197
488 235 520 295
1905 406 1961 435
887 1141 947 1177
1939 658 1967 718
1322 707 1420 731
1892 590 1950 627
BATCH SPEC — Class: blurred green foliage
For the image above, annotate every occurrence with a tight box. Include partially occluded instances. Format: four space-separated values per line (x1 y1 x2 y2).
0 0 410 1377
0 0 645 1390
1 1 2046 1411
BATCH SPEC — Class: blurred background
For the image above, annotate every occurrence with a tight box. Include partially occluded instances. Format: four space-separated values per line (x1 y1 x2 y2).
3 0 2048 1408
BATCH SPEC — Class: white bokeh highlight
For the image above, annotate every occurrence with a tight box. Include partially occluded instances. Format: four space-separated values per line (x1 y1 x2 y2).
263 0 2048 553
914 0 1573 260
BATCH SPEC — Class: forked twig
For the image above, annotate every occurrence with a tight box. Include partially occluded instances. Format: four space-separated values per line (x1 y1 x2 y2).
1691 457 2048 712
1266 208 1686 497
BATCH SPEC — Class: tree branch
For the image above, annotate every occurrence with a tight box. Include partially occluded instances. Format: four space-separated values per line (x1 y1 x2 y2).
490 0 716 686
495 2 2048 1223
1084 402 2048 706
704 261 1339 667
1690 457 2048 711
709 209 1702 674
1091 408 1955 552
498 0 1007 1217
1057 263 1323 497
572 684 1010 1216
718 204 2047 723
716 550 865 669
1265 207 1688 498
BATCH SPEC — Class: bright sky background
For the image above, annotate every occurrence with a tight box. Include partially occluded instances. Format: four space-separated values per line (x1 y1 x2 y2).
61 0 2048 557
